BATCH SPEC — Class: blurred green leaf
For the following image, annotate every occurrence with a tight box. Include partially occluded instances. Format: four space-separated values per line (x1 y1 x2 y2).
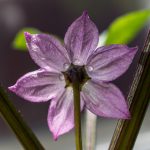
12 27 40 51
104 9 150 45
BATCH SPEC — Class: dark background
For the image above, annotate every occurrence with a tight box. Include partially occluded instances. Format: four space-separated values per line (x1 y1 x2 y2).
0 0 149 149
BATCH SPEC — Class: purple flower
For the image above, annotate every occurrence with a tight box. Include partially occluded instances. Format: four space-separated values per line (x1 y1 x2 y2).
9 11 137 140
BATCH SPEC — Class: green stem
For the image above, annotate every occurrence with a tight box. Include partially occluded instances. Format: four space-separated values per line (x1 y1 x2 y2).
109 30 150 150
72 80 83 150
0 85 44 150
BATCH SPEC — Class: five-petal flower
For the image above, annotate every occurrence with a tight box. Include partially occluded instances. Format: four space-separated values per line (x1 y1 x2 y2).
9 11 137 140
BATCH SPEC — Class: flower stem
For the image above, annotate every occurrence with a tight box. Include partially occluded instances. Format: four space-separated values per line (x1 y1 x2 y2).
109 30 150 150
0 85 44 150
72 80 83 150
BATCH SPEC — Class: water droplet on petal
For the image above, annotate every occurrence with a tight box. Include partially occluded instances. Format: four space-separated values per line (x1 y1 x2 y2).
86 81 89 85
87 66 93 72
63 63 70 70
59 74 65 81
73 59 81 65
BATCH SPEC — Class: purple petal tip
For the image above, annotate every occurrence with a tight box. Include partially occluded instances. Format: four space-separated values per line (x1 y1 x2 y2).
126 112 131 120
130 46 138 57
82 10 89 18
24 32 32 42
53 136 58 141
134 46 138 51
121 111 131 120
8 86 16 92
52 133 58 141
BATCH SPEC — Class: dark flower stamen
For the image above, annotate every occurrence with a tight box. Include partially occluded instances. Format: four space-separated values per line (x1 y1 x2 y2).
62 64 90 89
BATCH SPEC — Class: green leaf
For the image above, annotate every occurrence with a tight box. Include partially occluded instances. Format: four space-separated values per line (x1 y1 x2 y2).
105 9 150 45
12 27 40 51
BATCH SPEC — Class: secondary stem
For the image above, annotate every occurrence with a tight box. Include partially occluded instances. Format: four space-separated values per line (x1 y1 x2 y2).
72 80 83 150
0 85 44 150
85 110 97 150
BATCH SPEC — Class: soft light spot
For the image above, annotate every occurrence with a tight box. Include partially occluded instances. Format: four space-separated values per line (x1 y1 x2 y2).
31 44 38 52
32 49 37 52
87 66 93 72
59 74 65 81
85 82 88 85
63 63 70 70
73 59 81 65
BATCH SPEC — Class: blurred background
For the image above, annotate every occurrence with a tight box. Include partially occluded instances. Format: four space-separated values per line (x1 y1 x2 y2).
0 0 150 149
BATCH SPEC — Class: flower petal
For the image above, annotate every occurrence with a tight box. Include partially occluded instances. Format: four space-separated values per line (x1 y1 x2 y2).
86 45 137 81
25 32 71 72
8 69 65 102
81 80 130 119
64 11 99 65
48 87 84 140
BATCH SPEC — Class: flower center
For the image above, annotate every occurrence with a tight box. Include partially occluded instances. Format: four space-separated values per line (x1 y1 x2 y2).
62 64 90 90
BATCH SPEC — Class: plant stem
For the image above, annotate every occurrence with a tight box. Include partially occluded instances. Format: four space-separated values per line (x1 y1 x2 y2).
72 80 83 150
0 85 44 150
109 30 150 150
85 110 97 150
